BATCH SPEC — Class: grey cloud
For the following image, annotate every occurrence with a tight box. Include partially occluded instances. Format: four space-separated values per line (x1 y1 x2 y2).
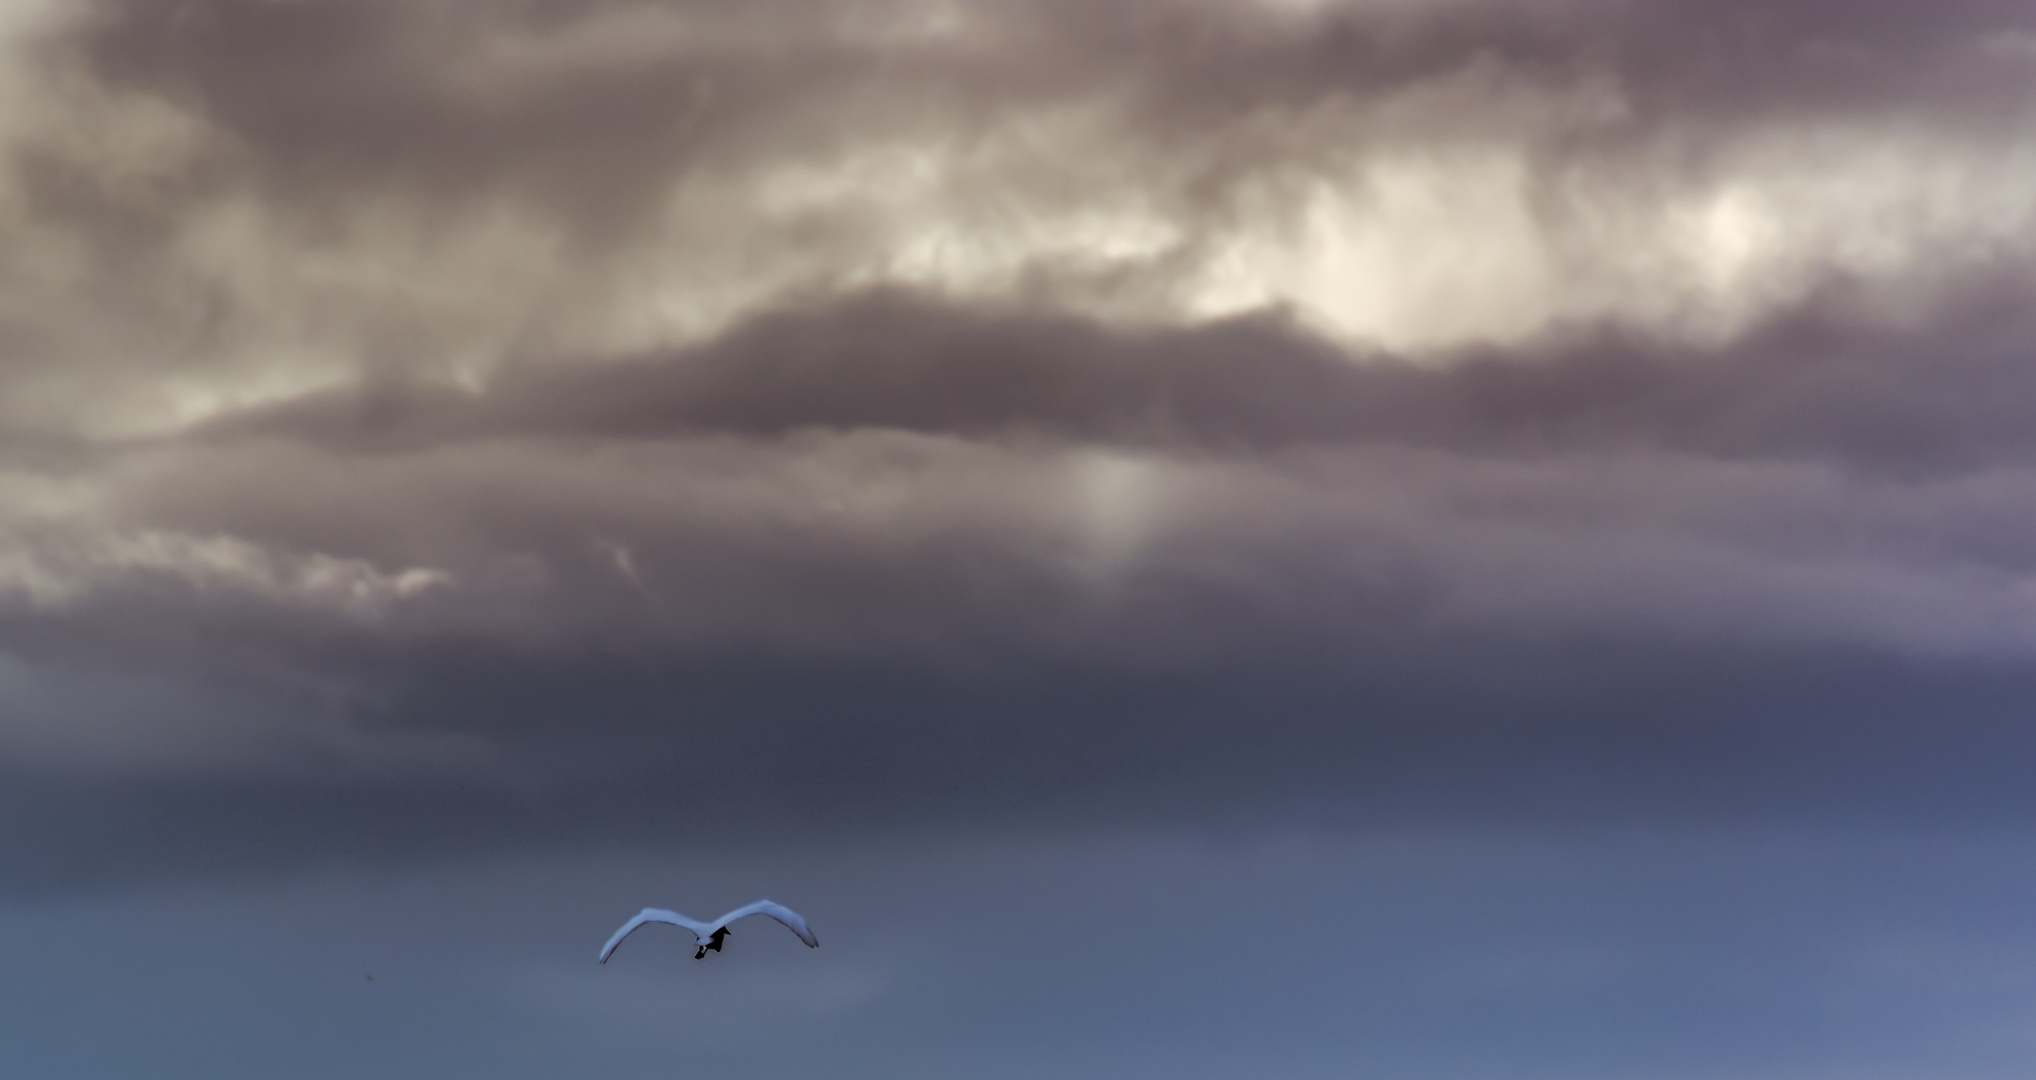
82 0 738 230
205 279 2036 471
79 0 2036 175
3 0 2030 442
0 282 2030 790
1 0 2035 889
60 0 2031 319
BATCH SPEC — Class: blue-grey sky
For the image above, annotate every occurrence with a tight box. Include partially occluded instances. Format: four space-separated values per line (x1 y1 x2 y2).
6 0 2036 1076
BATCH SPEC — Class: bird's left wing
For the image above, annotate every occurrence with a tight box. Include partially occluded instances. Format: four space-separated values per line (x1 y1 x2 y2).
713 899 820 947
599 908 709 963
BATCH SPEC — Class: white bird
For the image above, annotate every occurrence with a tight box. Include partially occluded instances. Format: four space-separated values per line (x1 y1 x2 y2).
599 900 819 962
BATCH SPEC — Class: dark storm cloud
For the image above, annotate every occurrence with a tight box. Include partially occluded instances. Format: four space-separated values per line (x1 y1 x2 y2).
13 282 2036 776
2 0 2036 900
74 0 2036 192
7 0 2031 416
26 0 2031 329
209 279 2036 473
78 0 756 234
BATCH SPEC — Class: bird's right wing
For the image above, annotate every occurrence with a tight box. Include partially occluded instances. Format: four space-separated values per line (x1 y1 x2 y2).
713 899 820 947
599 908 709 963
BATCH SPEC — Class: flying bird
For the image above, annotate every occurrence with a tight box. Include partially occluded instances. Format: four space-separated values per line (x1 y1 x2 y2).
599 900 819 962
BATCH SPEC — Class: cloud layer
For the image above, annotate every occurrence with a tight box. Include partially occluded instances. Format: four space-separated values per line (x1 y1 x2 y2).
3 0 2036 809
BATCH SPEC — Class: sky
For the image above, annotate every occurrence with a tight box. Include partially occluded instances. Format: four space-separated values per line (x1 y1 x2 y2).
7 0 2036 1076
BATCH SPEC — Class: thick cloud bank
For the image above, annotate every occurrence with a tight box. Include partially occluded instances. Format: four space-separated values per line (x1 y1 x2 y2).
1 0 2034 838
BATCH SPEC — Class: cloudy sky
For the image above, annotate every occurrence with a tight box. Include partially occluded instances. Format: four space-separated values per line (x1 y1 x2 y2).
7 0 2036 1076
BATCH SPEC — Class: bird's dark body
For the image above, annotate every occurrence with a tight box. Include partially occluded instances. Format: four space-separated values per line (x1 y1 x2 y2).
694 927 730 959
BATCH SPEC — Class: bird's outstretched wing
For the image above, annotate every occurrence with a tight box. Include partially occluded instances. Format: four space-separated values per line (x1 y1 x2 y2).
599 908 714 963
711 899 819 947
